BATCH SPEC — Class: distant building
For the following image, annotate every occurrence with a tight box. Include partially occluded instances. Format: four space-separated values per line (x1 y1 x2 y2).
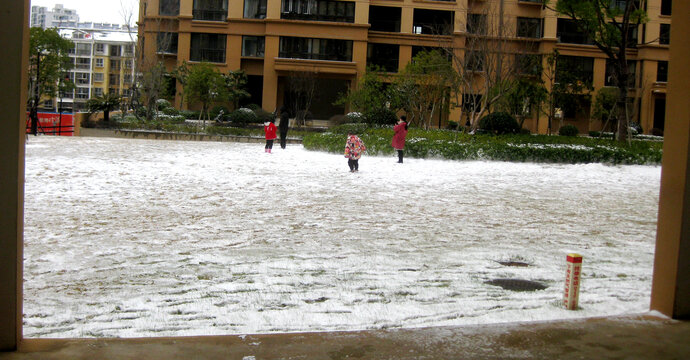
41 29 137 113
29 5 138 112
30 4 79 29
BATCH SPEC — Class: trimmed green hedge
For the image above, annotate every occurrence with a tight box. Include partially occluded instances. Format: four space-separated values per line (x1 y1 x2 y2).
302 125 662 165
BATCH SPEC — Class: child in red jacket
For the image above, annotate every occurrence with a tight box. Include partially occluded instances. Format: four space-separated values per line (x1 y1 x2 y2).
264 119 277 153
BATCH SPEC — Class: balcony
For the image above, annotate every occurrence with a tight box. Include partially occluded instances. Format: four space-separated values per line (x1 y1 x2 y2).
190 48 226 63
193 9 227 21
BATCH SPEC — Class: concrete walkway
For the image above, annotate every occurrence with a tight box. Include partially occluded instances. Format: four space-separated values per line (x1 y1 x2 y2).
2 314 689 359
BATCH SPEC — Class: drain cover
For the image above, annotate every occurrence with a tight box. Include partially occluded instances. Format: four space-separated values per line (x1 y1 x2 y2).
485 278 547 291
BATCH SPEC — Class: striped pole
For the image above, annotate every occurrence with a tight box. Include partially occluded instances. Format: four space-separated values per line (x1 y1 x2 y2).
564 253 583 310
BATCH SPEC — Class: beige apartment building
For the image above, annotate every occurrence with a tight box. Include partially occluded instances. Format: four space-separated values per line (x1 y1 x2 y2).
46 28 136 113
138 0 671 135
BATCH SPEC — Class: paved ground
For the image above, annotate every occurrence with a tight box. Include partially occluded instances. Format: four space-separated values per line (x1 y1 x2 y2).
2 314 689 359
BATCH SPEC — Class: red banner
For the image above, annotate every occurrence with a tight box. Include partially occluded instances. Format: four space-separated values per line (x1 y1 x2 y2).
26 112 74 136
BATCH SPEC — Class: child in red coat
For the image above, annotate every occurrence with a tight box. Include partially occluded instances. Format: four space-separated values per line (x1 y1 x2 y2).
264 119 277 153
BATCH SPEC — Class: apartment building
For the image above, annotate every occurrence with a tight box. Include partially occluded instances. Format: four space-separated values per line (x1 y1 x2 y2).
30 4 79 29
138 0 671 134
45 29 136 112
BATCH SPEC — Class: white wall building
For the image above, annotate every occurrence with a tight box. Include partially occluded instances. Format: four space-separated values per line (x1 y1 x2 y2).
30 4 79 29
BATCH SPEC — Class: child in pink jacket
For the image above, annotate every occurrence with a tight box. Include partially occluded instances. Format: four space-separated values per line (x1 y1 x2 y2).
344 133 366 172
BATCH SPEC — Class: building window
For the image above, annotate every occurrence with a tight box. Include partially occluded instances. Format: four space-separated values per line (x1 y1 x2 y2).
466 13 487 35
75 43 91 56
557 18 594 45
516 54 541 76
413 9 454 35
193 0 228 21
110 45 121 57
660 24 670 45
124 44 134 56
157 32 179 54
610 0 640 11
75 87 89 99
95 58 104 67
556 55 594 85
95 43 105 53
465 50 485 72
109 73 119 85
368 6 401 33
242 36 265 57
93 87 103 97
517 17 542 38
159 0 180 16
244 0 267 19
281 0 355 23
279 36 353 61
75 57 90 70
462 93 482 113
367 43 399 73
94 72 104 82
190 33 227 63
657 61 668 82
661 0 672 16
110 60 121 71
75 72 90 85
605 59 636 88
125 60 133 69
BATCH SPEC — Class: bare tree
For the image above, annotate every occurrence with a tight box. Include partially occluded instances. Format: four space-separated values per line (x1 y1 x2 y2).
286 69 317 127
121 0 176 120
394 49 458 129
550 0 647 142
440 1 526 132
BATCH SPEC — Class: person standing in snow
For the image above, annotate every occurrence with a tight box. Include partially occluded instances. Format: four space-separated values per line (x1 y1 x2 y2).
392 115 408 163
344 132 366 172
264 118 277 153
278 106 290 149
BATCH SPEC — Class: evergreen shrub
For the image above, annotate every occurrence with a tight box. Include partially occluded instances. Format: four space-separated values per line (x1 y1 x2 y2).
478 112 520 135
559 124 579 137
156 99 172 111
228 108 258 126
364 108 397 125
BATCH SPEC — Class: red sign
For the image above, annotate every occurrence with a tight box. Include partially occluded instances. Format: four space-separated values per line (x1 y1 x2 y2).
26 112 74 136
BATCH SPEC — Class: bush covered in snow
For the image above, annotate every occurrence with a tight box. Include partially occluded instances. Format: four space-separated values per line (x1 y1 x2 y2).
228 108 259 126
156 99 172 111
303 125 663 165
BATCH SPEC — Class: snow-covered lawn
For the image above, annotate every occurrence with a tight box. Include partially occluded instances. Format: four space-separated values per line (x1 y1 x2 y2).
23 136 661 338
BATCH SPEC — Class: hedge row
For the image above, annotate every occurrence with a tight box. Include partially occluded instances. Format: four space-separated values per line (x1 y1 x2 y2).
302 124 663 165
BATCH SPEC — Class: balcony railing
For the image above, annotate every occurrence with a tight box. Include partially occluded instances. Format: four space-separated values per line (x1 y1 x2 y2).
279 50 351 62
193 9 227 21
281 11 354 23
190 48 226 63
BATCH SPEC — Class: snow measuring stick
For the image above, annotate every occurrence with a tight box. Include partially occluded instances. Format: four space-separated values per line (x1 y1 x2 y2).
564 254 583 310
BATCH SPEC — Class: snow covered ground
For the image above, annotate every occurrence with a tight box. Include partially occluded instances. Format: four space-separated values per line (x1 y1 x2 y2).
23 136 661 338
